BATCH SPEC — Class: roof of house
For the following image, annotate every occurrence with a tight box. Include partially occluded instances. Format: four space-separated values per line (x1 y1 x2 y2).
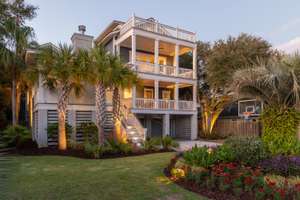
94 20 124 45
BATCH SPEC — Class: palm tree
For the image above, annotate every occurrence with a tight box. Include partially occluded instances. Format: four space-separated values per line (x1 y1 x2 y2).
87 46 111 145
108 54 137 139
232 57 300 109
0 0 36 125
0 19 34 125
37 44 87 150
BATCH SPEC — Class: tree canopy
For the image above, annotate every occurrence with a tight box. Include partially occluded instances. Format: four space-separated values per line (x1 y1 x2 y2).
205 33 279 88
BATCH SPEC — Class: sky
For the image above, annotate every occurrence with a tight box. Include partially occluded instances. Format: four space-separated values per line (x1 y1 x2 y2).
26 0 300 53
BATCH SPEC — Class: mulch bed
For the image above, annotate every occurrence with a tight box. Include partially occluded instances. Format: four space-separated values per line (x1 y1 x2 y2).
16 146 173 159
163 156 255 200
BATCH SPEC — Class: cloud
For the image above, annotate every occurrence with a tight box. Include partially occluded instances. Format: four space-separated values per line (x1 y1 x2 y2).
275 37 300 54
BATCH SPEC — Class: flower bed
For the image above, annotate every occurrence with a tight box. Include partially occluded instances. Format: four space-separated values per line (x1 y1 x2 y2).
165 137 300 200
17 136 178 159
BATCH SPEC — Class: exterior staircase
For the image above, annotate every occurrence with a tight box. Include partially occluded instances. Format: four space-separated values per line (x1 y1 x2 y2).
120 105 147 145
103 110 114 137
102 104 146 145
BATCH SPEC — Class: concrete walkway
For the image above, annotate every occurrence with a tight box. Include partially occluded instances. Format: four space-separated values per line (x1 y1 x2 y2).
176 140 221 152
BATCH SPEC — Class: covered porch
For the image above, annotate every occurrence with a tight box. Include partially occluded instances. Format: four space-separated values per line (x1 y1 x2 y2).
122 79 197 111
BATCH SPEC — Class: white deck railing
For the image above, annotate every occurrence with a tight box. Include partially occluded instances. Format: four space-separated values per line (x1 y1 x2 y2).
120 16 196 43
135 98 194 110
178 68 193 78
132 61 193 78
135 61 155 73
178 100 194 110
159 64 176 76
136 98 155 109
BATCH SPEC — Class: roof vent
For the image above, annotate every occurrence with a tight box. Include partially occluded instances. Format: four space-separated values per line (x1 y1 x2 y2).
78 25 86 34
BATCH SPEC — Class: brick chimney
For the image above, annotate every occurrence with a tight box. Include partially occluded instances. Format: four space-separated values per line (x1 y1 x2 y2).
71 25 93 51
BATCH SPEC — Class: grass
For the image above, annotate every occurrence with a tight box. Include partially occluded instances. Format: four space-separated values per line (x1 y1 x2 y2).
3 153 206 200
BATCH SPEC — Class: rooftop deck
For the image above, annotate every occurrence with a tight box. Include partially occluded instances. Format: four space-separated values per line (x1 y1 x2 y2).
120 16 196 43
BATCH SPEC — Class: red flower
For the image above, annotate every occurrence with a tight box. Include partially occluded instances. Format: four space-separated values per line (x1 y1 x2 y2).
277 188 286 198
224 177 232 184
244 176 253 185
258 187 264 193
225 163 236 170
267 180 276 187
220 172 230 177
295 183 300 191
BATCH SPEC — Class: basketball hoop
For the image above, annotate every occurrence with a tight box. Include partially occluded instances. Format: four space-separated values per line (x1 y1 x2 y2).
243 111 253 120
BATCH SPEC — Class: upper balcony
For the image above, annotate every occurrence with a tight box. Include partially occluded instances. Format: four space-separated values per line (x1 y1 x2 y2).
119 34 197 80
120 16 196 43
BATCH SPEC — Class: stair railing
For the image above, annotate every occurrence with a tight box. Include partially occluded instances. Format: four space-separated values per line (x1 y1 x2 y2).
119 104 146 140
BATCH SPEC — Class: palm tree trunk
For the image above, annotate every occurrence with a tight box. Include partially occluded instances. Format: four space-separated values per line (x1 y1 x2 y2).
112 87 120 120
26 89 33 128
16 82 21 124
12 78 17 126
112 87 120 139
57 85 70 150
95 82 106 145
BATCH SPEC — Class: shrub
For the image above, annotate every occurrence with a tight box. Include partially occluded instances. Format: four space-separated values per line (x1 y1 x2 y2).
47 123 73 138
224 137 269 166
142 138 159 151
1 125 31 147
260 155 300 177
161 136 179 150
105 138 133 154
215 144 235 163
183 146 217 168
79 122 98 145
83 142 103 158
260 107 300 155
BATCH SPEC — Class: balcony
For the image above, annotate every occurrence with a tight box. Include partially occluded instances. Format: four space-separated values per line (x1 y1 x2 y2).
131 61 193 78
135 98 194 111
120 16 196 43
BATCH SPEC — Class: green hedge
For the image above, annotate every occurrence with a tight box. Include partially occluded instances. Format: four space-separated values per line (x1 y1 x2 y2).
260 107 300 155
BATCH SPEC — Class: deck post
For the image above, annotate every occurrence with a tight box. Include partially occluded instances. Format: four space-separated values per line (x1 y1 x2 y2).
192 44 197 79
175 44 179 76
154 80 159 109
163 114 170 136
154 39 159 74
175 82 179 110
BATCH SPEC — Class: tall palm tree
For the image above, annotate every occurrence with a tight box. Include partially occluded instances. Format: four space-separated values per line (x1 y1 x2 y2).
37 44 87 150
0 0 36 125
108 55 137 138
0 19 34 125
87 46 111 145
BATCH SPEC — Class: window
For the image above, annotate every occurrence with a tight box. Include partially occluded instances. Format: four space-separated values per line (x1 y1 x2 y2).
144 88 153 99
162 90 171 100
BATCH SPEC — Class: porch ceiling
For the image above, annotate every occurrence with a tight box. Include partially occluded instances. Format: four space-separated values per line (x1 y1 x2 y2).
121 35 192 56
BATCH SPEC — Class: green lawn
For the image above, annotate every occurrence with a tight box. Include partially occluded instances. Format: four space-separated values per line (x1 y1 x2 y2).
3 153 206 200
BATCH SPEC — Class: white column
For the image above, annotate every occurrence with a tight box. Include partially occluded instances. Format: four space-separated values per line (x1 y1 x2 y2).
154 80 159 109
154 39 159 73
116 43 120 56
132 85 136 108
132 33 136 68
193 83 197 110
112 36 116 55
175 82 179 110
191 114 198 140
175 44 179 76
163 114 170 136
193 45 197 79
